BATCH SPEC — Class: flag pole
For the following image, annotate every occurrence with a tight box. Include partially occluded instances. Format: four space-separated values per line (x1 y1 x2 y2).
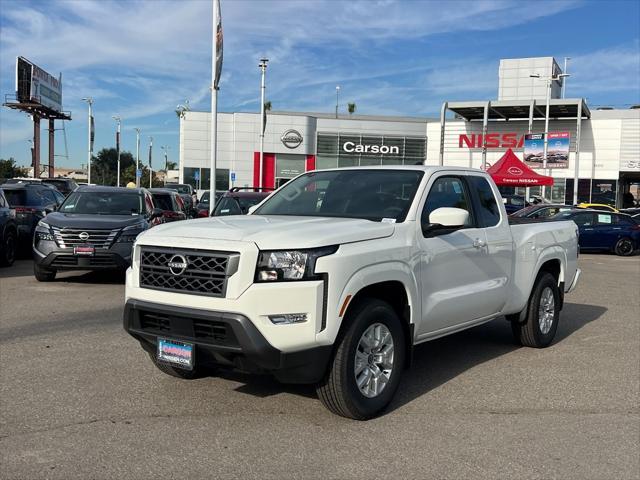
209 0 221 215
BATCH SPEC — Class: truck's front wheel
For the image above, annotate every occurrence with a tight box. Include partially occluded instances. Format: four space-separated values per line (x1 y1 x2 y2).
317 299 405 420
511 272 560 348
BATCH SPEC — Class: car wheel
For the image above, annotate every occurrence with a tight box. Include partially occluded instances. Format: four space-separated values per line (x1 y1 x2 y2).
0 229 16 267
316 299 405 420
147 352 202 379
614 237 635 256
33 262 56 282
511 272 560 348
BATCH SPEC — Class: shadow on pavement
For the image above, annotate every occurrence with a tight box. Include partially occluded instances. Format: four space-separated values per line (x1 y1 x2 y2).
213 302 607 411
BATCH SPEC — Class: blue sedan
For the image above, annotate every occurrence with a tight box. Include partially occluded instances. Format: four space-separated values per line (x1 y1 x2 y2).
553 210 640 256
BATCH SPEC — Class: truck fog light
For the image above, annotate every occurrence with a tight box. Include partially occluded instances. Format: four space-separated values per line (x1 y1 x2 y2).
268 313 308 325
258 270 278 281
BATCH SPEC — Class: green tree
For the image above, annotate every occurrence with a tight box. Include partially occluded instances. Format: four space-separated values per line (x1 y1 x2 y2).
91 148 135 186
0 158 28 179
264 100 272 111
347 102 357 115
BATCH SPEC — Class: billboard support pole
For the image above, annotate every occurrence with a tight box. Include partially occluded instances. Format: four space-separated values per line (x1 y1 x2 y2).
573 99 583 205
48 119 55 178
438 102 447 166
481 101 490 170
33 116 40 178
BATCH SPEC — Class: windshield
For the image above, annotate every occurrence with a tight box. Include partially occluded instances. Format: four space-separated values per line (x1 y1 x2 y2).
164 184 191 194
214 195 264 216
199 191 210 204
254 169 424 222
152 193 175 211
59 191 144 215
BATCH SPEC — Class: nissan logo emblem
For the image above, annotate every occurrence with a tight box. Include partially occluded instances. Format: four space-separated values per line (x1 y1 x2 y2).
280 129 303 149
79 232 90 241
168 254 188 276
507 166 523 176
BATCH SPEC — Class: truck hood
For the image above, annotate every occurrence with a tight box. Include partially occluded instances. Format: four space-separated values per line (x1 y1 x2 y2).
138 215 395 249
42 212 146 230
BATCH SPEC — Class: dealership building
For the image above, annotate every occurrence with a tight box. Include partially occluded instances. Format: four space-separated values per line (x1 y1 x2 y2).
179 56 639 207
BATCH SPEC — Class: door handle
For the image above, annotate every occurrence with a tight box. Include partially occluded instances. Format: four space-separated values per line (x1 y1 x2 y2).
473 238 486 249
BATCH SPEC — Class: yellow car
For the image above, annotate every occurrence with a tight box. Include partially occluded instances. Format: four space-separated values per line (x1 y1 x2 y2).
576 203 619 213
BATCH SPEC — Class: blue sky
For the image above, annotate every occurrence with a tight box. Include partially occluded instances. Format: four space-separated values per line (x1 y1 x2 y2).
0 0 638 169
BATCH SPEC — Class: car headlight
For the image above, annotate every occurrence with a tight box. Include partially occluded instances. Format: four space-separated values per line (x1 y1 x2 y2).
35 221 54 241
255 246 337 282
117 223 146 243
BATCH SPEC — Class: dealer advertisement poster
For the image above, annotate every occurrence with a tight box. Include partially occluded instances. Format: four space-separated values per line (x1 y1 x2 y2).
524 132 570 169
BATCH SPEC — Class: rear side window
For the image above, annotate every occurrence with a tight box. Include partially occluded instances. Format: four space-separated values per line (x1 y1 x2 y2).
3 190 27 206
422 176 474 228
572 213 594 226
468 176 500 227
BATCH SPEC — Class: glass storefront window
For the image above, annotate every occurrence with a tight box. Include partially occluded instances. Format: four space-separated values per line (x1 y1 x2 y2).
591 179 617 206
316 155 338 171
183 167 229 191
551 178 566 203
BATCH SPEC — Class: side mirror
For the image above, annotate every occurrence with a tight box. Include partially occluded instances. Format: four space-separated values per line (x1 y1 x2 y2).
247 205 259 215
44 206 54 215
149 207 164 220
423 207 469 237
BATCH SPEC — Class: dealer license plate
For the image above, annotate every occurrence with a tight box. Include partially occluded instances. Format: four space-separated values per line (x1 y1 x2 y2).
74 245 95 256
157 338 194 370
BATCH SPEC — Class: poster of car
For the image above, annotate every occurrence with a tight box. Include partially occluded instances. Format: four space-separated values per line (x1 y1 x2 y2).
524 132 570 169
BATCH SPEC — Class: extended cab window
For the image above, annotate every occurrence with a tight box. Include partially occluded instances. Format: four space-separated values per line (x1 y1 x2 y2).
468 176 500 227
421 176 473 229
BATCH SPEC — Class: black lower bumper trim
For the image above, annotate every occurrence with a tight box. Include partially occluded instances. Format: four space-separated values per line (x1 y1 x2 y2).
123 299 332 384
35 250 130 270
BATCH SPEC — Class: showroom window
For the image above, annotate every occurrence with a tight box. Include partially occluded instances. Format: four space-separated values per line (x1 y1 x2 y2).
184 167 229 191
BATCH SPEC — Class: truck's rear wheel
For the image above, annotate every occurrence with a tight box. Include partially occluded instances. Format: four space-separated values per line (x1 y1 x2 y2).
316 299 405 420
511 272 560 348
147 352 202 379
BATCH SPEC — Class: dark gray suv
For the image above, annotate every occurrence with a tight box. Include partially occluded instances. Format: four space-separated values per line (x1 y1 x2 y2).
32 186 162 281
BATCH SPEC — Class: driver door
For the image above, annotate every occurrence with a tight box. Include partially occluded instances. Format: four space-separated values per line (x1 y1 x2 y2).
415 175 492 338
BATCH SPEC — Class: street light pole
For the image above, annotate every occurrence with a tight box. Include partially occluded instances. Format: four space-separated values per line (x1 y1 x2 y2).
148 136 153 189
531 72 570 200
112 115 121 187
335 85 340 118
134 128 141 188
82 97 93 184
259 58 269 189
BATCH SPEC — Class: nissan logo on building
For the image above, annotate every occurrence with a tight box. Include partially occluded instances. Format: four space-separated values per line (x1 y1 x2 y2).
280 129 303 149
168 254 188 276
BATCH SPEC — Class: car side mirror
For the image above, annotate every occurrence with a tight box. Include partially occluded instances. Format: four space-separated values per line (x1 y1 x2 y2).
247 205 259 215
44 206 54 215
149 208 164 220
423 207 469 237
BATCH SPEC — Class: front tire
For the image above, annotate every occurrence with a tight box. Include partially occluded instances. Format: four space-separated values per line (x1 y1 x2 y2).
614 237 634 256
316 299 405 420
511 272 560 348
0 229 16 267
34 262 56 282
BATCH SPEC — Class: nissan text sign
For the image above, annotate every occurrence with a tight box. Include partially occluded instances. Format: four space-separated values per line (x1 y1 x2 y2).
458 133 525 149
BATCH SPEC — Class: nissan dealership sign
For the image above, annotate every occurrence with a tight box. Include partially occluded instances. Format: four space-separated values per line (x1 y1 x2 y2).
459 133 525 149
342 142 400 154
280 129 303 149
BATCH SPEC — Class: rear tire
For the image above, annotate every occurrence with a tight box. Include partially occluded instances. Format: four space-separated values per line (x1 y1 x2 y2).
0 229 16 267
148 352 202 379
614 237 634 256
316 299 405 420
511 272 560 348
34 262 56 282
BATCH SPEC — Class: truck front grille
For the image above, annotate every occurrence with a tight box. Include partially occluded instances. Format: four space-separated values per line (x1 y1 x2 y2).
139 248 238 297
137 310 238 346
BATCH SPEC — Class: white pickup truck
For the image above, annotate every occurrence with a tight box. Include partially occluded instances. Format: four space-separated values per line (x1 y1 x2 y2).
124 166 580 419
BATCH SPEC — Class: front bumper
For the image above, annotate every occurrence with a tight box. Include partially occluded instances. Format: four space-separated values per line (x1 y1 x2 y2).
566 268 581 294
124 299 332 384
33 240 132 270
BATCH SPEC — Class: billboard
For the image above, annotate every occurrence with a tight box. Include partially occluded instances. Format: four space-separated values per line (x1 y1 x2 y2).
524 132 570 169
15 56 62 113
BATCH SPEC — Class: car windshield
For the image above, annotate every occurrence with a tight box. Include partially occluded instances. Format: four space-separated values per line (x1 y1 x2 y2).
254 169 424 222
152 193 175 211
2 189 28 206
164 184 191 194
199 192 210 204
59 191 144 215
214 195 264 216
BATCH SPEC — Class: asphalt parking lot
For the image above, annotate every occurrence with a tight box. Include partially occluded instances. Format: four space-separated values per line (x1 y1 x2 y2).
0 254 638 479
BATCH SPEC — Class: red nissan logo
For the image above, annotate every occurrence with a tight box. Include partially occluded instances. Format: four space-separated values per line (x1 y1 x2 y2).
507 166 523 176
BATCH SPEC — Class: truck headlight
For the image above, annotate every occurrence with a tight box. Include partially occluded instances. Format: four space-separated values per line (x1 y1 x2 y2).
255 246 337 282
117 223 146 243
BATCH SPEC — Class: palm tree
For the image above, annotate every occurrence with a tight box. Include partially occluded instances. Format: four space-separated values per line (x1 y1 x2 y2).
347 102 356 115
264 100 272 111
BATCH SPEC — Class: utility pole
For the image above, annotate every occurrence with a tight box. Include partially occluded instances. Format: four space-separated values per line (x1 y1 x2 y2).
82 98 93 184
112 115 121 187
562 57 571 99
335 85 340 118
258 58 269 189
530 72 570 200
134 128 141 188
148 136 153 189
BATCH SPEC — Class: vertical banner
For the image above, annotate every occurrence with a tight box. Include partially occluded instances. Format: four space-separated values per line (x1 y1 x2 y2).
546 132 570 168
523 133 544 168
90 115 95 151
214 0 223 90
148 137 153 168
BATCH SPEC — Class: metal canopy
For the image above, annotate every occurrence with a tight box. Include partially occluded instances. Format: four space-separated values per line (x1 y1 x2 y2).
448 99 590 121
3 94 71 121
